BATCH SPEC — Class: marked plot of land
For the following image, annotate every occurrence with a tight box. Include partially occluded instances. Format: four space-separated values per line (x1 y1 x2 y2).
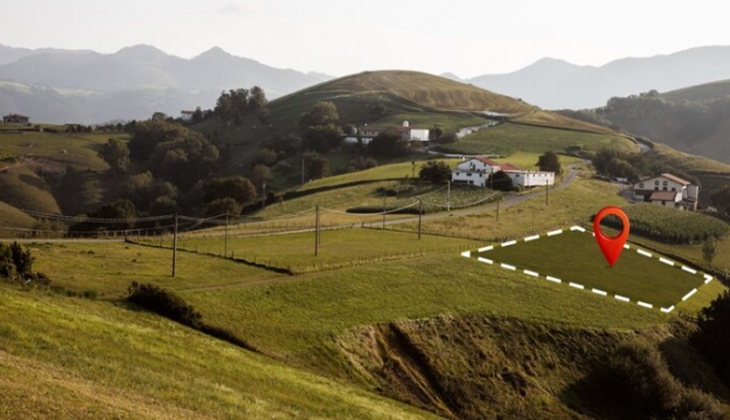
474 230 706 309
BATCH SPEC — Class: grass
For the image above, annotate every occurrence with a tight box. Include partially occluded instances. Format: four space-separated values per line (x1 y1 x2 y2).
298 158 462 191
0 131 111 171
27 241 284 298
0 166 61 214
179 251 667 375
512 109 618 134
477 230 706 309
151 228 479 273
441 123 638 157
377 111 490 133
391 176 628 241
0 286 437 419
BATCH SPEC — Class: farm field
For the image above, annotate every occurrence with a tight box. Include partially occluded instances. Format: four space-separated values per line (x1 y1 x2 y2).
476 230 707 309
148 228 479 273
391 176 627 241
442 123 638 157
29 241 285 298
179 248 668 374
0 131 113 171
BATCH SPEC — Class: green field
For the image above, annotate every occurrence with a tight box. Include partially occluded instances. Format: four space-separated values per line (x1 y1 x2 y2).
151 228 479 273
442 123 638 156
476 230 706 309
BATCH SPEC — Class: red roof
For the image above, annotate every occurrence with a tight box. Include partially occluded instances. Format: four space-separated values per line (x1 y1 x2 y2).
475 156 500 166
660 173 691 186
500 163 523 171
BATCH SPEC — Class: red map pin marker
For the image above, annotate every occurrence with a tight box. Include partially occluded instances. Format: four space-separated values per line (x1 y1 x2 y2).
593 206 630 267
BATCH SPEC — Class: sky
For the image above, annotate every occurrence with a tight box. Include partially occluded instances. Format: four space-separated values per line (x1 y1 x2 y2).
2 0 730 78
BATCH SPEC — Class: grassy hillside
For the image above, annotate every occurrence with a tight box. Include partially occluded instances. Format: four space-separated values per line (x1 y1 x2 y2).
0 286 437 420
0 131 114 218
289 70 535 114
439 123 637 156
663 79 730 103
599 82 730 164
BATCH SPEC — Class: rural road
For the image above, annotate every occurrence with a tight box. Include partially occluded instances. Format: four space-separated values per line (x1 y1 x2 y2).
366 166 580 227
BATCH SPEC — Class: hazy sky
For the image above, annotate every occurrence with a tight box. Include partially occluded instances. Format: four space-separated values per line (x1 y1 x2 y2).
2 0 730 78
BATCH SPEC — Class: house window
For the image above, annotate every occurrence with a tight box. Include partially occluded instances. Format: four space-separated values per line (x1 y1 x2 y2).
639 183 644 188
655 181 659 185
663 181 668 186
672 187 676 191
467 173 472 177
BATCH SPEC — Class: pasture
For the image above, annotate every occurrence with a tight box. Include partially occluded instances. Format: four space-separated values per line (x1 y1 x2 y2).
442 123 638 156
476 229 707 309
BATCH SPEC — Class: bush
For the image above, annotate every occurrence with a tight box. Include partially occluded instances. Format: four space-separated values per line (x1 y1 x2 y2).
601 340 681 415
692 290 730 385
127 282 203 328
419 161 451 184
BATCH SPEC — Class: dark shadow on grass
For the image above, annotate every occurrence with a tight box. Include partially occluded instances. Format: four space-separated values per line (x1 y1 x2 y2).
19 173 48 190
659 336 730 404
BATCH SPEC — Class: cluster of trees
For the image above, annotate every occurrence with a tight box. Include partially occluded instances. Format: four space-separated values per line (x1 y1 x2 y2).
711 185 730 216
300 101 343 153
591 149 696 184
215 87 268 125
599 90 730 140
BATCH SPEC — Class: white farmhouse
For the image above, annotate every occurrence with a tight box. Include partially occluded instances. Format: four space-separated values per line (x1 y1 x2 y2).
451 156 555 188
345 121 430 144
632 173 699 210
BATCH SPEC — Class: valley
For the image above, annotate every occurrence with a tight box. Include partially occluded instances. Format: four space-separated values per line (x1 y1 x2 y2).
2 68 730 419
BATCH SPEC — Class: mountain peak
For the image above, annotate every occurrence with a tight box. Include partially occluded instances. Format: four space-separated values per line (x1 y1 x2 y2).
195 46 233 60
114 44 168 60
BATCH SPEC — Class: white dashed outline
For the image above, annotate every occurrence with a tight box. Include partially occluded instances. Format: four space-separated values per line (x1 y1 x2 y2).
462 225 715 314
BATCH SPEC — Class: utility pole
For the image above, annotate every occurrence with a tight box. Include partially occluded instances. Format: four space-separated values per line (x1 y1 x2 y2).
447 180 451 212
418 199 423 240
490 167 494 190
262 181 267 208
411 160 416 178
172 213 178 277
224 211 229 258
314 205 319 256
496 199 500 222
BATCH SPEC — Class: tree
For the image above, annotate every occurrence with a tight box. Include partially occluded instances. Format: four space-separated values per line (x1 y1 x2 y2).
128 119 189 161
432 124 443 140
306 155 329 180
432 132 457 144
97 138 130 174
711 184 730 215
251 164 272 188
487 171 514 191
691 290 730 384
300 101 339 129
253 148 278 167
703 236 718 265
191 107 204 124
302 124 343 153
248 86 268 111
419 161 452 184
205 198 242 217
537 151 562 174
215 88 250 125
203 176 256 205
68 199 138 235
369 131 408 157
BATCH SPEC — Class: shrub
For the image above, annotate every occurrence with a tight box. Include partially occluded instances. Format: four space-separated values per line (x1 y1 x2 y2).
600 340 681 416
127 282 202 328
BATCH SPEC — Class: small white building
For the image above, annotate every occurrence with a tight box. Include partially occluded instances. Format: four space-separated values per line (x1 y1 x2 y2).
632 173 699 210
504 170 555 187
346 121 430 144
451 156 555 188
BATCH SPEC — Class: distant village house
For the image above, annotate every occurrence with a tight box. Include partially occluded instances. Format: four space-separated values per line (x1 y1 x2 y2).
451 156 555 188
180 110 196 122
344 121 430 144
632 173 699 210
3 113 29 124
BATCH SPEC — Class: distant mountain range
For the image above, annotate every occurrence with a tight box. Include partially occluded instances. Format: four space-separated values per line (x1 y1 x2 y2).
0 44 332 123
4 43 730 123
452 46 730 110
